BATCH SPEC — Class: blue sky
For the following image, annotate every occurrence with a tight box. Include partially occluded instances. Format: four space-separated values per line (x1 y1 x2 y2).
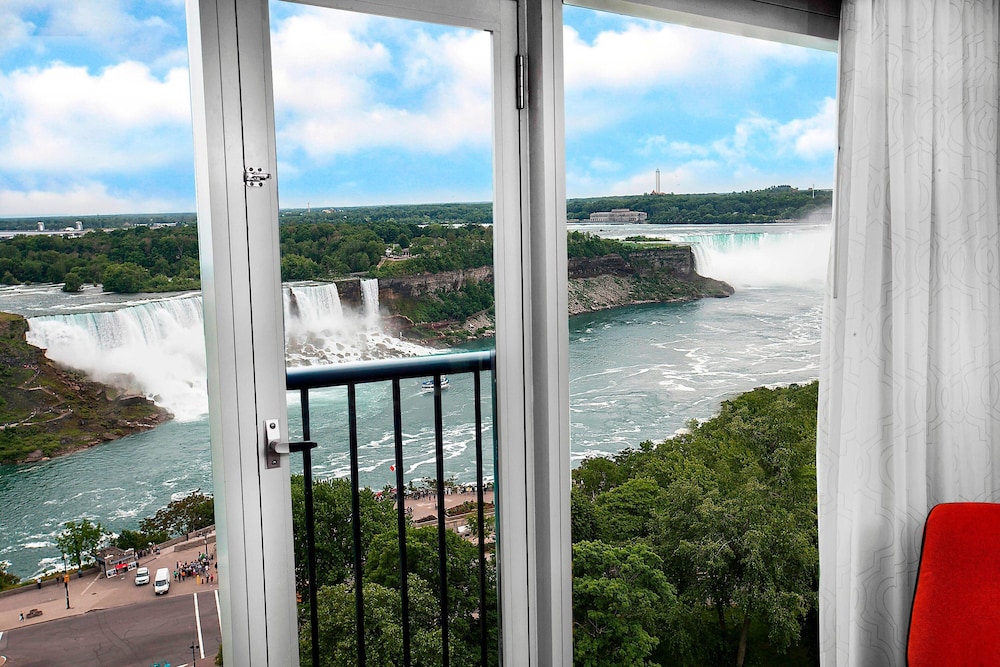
0 1 838 217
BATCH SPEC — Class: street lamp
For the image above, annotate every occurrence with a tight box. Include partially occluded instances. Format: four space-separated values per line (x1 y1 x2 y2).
190 642 199 664
61 553 70 609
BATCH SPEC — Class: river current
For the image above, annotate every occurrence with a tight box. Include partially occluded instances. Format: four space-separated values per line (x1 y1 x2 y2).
0 222 829 579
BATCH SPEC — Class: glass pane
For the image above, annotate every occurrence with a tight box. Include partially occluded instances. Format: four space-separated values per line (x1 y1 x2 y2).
268 3 499 664
270 1 497 475
563 6 836 665
0 3 219 665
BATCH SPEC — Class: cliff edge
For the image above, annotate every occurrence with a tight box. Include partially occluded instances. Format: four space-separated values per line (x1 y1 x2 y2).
0 312 171 464
377 245 733 345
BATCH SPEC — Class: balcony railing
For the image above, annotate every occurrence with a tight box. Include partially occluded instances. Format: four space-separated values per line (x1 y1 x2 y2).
286 350 497 667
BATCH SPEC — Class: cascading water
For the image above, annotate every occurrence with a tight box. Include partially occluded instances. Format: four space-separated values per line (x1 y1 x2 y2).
677 224 831 288
360 278 380 326
283 281 428 366
26 281 430 421
26 295 209 422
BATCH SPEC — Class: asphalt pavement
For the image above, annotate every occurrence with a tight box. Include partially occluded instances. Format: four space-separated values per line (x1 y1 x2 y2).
0 534 220 667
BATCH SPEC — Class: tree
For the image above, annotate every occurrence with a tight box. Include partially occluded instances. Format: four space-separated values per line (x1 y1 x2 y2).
55 519 108 573
0 560 20 591
114 528 169 552
139 491 214 537
651 383 819 666
62 271 83 292
572 540 675 667
301 576 446 667
289 477 397 591
102 262 150 293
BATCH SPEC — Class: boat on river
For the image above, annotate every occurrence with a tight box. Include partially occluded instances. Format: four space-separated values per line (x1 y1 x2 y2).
421 377 449 391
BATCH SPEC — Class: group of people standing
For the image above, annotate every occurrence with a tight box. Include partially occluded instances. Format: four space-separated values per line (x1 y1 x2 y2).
174 552 215 584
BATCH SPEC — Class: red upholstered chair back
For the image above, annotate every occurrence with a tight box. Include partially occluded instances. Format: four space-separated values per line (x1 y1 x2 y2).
908 502 1000 666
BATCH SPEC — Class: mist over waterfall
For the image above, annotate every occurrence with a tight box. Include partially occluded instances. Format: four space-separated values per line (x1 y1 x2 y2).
675 224 831 288
27 281 429 422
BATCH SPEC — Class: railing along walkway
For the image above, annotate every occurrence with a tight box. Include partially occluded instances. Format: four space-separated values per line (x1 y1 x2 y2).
286 350 496 667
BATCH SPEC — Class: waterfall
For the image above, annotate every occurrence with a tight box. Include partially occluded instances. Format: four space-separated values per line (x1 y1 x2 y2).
26 282 431 422
360 278 380 325
26 294 209 422
678 225 831 288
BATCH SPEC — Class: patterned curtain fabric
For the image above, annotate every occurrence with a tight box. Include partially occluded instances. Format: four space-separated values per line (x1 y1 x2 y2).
818 0 1000 665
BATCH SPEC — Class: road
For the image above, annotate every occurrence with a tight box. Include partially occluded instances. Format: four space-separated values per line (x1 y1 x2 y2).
0 589 222 667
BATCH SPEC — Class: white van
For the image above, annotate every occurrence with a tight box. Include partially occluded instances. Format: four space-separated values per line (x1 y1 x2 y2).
153 567 170 595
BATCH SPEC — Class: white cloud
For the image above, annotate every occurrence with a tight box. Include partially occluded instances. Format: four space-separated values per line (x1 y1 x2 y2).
0 61 191 173
668 141 711 158
271 9 491 160
713 97 836 163
0 181 184 217
779 97 837 160
2 1 181 61
0 8 35 55
563 21 808 94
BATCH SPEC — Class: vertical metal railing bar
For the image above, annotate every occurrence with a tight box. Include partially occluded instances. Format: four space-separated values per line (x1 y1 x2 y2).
474 370 488 666
290 444 320 665
295 387 320 667
489 358 502 667
433 374 450 667
392 378 412 667
347 383 367 666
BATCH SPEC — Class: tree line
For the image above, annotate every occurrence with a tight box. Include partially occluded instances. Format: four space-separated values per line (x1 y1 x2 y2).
0 187 830 291
566 188 832 224
0 220 632 297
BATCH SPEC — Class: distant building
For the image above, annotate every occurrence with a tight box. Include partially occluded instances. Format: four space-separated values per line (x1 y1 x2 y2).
588 208 648 224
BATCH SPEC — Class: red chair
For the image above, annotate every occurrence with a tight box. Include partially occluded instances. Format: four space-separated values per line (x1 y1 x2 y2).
908 502 1000 666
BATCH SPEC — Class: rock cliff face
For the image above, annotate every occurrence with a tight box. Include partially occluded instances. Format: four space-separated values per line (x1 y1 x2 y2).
567 246 698 279
367 246 732 344
378 266 493 303
0 312 171 464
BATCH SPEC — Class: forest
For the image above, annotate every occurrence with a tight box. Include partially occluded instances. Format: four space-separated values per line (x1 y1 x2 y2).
0 187 828 233
0 219 643 296
278 381 819 667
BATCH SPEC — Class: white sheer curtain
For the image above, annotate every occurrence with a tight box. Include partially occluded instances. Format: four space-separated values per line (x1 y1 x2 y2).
819 0 1000 665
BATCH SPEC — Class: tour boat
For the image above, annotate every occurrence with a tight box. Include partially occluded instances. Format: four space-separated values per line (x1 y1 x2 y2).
421 376 449 391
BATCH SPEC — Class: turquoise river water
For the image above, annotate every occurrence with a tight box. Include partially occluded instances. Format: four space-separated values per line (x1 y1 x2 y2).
0 222 829 579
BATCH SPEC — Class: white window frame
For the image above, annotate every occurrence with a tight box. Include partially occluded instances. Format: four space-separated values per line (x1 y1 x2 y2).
186 0 572 664
186 0 838 664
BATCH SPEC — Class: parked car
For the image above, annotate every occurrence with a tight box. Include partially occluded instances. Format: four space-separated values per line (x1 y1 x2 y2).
134 567 150 585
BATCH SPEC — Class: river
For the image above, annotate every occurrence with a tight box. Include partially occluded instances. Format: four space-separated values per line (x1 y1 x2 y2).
0 221 829 579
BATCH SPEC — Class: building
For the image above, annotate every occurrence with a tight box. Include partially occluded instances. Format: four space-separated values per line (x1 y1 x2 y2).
587 208 648 223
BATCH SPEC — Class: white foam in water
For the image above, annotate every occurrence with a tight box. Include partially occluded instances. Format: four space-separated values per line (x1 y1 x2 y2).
27 281 433 421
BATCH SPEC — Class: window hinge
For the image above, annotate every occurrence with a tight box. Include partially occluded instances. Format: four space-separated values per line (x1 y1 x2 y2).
516 54 526 110
244 167 271 188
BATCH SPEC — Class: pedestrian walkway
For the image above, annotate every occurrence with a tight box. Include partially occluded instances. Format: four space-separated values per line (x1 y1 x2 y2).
0 533 219 631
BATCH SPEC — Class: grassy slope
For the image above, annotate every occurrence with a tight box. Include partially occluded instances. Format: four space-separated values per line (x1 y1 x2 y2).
0 312 170 464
